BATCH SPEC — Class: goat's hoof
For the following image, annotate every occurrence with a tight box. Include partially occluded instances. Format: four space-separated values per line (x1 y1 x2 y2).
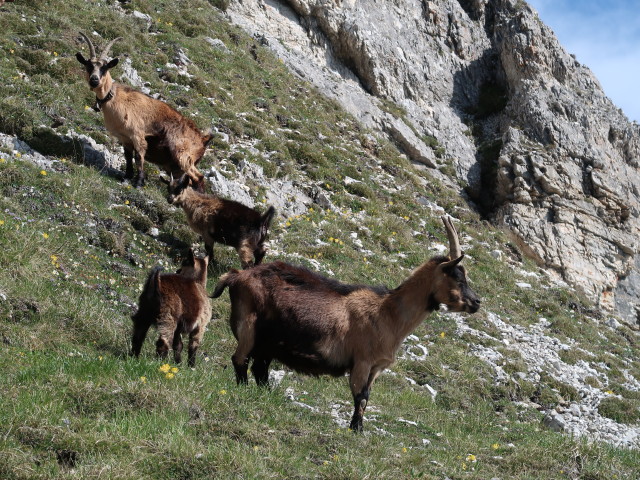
349 419 363 433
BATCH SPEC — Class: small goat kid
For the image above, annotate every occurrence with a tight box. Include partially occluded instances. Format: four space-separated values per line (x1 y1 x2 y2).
165 173 276 269
212 216 480 431
76 33 212 189
131 249 211 367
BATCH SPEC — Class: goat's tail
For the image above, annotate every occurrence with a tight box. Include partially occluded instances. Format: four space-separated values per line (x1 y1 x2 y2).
211 270 239 298
132 266 163 320
143 267 163 299
259 206 276 242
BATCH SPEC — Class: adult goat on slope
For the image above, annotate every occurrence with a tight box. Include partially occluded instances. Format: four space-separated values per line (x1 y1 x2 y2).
211 215 481 431
76 33 212 189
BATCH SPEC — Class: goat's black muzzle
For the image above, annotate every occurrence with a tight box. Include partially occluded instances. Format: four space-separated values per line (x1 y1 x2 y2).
466 297 481 314
89 75 100 88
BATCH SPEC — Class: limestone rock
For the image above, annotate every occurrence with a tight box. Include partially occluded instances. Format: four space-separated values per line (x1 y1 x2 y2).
228 0 640 323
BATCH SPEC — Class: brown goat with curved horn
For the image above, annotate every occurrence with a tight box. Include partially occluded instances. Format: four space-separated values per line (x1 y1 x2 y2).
211 215 481 432
75 33 212 189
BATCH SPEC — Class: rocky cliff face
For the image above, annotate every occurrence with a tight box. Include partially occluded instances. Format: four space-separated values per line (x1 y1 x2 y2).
228 0 640 323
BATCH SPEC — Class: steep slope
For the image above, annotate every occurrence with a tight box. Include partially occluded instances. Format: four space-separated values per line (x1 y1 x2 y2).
228 0 640 324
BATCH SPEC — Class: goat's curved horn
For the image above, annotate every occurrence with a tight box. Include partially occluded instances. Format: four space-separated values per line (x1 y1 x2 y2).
79 32 97 60
442 215 462 259
100 36 122 61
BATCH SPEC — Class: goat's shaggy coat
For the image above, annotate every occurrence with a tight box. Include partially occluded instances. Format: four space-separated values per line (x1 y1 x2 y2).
76 33 212 189
166 174 276 269
212 217 481 431
131 250 211 366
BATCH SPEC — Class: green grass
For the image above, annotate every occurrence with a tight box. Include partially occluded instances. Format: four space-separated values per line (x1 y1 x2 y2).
0 1 639 478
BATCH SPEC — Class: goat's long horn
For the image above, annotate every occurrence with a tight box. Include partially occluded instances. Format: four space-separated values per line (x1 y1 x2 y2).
79 32 97 60
100 36 122 61
442 215 462 259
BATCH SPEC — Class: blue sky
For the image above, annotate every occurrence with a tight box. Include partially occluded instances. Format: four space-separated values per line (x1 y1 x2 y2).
527 0 640 122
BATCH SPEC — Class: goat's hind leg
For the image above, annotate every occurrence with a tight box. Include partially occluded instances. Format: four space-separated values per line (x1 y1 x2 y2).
172 327 183 364
187 325 204 367
251 356 272 387
231 312 257 385
155 318 175 361
131 315 152 357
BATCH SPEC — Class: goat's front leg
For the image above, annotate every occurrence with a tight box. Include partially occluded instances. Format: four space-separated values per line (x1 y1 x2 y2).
205 242 214 265
348 363 378 432
123 146 135 180
231 313 256 384
132 136 148 188
172 327 183 364
237 240 255 269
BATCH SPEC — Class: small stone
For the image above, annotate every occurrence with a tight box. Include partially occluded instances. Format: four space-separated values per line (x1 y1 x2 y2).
542 414 565 432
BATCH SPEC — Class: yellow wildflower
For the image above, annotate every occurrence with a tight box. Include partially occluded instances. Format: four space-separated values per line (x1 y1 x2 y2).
0 220 4 226
439 331 445 338
605 390 614 395
492 443 500 450
159 363 171 373
42 233 49 239
466 454 476 462
98 356 103 361
140 376 147 383
125 200 130 205
219 389 227 395
402 447 407 453
171 367 179 373
40 170 47 176
165 372 175 379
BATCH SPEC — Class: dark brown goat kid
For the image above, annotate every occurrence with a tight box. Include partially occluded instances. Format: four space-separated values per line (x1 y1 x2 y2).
76 33 212 189
165 173 276 269
131 249 211 366
212 216 480 432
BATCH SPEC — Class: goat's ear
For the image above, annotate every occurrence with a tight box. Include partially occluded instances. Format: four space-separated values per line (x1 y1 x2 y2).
104 57 119 70
76 52 88 65
441 254 464 274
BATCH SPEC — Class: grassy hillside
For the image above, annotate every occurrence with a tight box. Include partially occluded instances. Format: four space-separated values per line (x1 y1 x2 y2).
0 1 639 478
